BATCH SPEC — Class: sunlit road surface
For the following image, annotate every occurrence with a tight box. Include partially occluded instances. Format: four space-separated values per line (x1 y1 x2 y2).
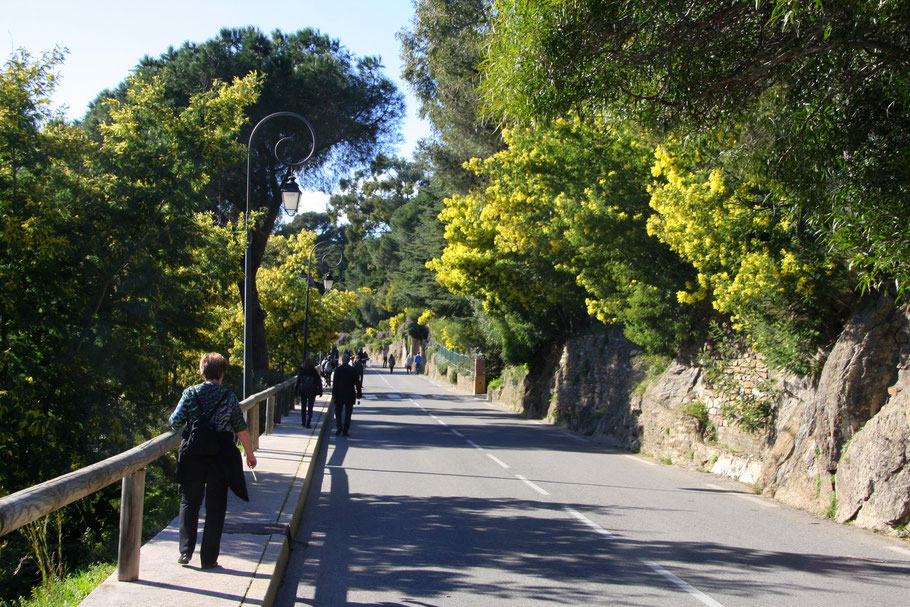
277 367 910 606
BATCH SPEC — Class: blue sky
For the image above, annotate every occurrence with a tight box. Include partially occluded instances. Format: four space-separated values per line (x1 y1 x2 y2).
4 0 431 211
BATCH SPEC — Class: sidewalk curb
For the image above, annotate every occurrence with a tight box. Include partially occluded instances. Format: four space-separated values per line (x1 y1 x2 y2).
243 398 330 607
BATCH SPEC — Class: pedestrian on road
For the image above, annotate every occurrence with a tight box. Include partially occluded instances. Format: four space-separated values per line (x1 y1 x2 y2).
388 353 396 374
382 347 388 368
353 355 365 385
169 353 257 570
332 352 362 436
405 353 413 374
414 352 423 374
295 357 323 428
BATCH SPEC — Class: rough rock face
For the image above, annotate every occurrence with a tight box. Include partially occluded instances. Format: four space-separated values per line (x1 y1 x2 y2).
835 389 910 530
633 361 703 455
550 329 642 446
761 297 904 518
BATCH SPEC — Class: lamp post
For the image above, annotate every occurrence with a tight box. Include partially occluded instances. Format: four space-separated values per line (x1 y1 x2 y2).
244 112 315 399
302 241 343 362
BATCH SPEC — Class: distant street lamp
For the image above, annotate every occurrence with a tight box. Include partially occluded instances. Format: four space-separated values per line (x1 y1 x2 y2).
302 241 343 362
244 112 315 399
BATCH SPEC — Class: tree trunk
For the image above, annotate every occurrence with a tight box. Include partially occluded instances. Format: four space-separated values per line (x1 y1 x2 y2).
241 202 282 375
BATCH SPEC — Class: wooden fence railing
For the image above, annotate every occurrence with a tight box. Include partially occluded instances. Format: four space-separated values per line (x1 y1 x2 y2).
0 377 297 581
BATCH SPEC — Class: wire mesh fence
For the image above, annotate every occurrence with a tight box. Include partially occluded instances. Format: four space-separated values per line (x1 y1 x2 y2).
428 339 474 377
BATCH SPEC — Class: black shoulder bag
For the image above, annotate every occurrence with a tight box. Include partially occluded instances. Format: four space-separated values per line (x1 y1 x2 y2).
182 389 228 457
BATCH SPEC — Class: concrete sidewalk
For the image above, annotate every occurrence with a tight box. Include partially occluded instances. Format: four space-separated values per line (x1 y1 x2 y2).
80 398 330 607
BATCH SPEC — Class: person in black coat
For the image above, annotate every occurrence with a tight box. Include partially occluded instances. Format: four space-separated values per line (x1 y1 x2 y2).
295 357 323 428
332 352 362 436
169 353 257 569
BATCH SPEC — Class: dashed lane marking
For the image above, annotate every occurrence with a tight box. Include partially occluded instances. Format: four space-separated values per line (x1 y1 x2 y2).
486 453 510 469
564 507 615 539
515 474 550 496
641 560 727 607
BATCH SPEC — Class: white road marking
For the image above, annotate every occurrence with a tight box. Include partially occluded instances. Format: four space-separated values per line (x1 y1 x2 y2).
430 415 448 427
563 509 727 607
451 429 464 438
564 507 615 539
486 453 511 469
640 560 727 607
706 484 778 508
465 439 483 450
515 474 550 496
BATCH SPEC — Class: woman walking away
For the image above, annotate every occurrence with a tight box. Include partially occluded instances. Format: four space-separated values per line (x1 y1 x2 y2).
295 357 323 428
388 353 396 374
169 353 257 570
405 353 413 374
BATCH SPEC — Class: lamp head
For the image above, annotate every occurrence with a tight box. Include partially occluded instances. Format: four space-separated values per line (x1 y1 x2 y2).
281 176 302 215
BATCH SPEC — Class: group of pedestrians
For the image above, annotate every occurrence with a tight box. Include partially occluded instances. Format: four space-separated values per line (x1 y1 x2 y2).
382 350 423 375
166 347 419 570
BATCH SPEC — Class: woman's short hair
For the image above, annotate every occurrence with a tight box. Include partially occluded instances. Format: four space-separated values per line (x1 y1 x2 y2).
199 352 228 380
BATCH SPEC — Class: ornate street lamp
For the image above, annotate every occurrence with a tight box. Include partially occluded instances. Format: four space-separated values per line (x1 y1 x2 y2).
244 112 315 399
302 242 343 362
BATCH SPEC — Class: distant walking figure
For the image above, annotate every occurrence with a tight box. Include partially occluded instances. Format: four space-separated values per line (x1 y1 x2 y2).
169 353 257 570
414 353 423 374
295 357 323 428
332 352 362 436
388 353 396 374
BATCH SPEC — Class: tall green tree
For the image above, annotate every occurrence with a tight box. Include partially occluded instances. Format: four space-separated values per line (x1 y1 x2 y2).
84 27 405 376
0 49 253 601
399 0 504 193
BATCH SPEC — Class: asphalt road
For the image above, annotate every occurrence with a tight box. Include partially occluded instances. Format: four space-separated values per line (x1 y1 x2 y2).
276 366 910 606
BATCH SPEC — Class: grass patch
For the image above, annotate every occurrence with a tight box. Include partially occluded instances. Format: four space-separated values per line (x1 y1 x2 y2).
3 562 115 607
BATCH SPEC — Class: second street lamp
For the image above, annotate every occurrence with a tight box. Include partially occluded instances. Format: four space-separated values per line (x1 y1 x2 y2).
302 242 342 363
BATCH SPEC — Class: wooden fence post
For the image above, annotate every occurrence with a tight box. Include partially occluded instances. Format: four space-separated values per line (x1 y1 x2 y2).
249 404 260 450
117 468 146 581
265 396 275 435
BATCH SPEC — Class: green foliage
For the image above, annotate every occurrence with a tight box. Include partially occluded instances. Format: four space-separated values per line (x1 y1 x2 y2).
648 143 847 374
678 400 717 443
825 486 839 520
482 0 910 299
0 48 251 603
0 562 115 607
428 117 703 361
399 0 504 193
83 27 405 376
